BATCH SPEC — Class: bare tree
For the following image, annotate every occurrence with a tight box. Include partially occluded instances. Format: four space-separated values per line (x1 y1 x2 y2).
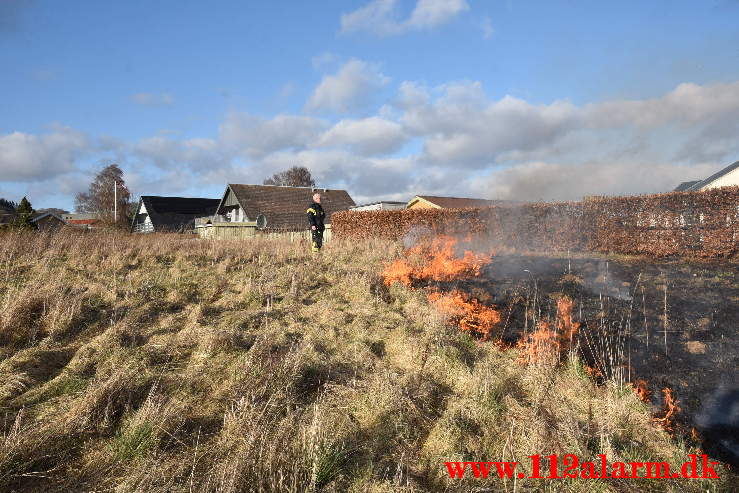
263 166 316 187
75 164 132 226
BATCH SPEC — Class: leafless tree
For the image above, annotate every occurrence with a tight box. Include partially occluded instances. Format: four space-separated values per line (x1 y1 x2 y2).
263 166 316 187
75 164 132 226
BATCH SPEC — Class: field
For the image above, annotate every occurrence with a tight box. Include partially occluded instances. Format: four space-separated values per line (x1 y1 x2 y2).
0 231 736 492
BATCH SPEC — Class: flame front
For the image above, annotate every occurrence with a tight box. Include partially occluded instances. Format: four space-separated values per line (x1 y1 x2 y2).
383 235 500 340
383 235 492 286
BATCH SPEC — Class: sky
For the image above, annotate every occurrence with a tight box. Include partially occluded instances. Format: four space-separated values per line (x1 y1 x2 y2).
1 0 739 211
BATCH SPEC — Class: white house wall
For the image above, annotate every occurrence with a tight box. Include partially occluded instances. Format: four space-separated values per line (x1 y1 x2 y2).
700 166 739 190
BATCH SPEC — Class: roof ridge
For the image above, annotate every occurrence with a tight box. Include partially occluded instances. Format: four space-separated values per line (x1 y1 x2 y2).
687 160 739 191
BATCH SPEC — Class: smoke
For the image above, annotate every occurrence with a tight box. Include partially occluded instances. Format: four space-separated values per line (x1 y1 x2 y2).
695 384 739 465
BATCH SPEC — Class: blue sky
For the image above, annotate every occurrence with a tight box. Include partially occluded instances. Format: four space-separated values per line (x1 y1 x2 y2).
2 0 739 210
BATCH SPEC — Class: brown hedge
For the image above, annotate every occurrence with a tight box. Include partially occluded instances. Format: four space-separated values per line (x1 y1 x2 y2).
332 187 739 258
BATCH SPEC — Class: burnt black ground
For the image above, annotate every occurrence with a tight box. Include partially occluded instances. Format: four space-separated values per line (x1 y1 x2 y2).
429 254 739 467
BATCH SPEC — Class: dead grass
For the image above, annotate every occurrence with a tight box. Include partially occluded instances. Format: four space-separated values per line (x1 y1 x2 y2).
0 230 734 492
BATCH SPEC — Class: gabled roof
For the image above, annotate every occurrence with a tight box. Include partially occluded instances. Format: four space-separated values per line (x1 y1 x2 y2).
407 195 501 209
219 184 355 229
135 196 220 232
673 180 701 192
692 161 739 191
30 212 65 224
676 161 739 192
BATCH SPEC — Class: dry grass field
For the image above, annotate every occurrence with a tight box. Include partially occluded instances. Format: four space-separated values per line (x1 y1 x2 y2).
0 231 735 492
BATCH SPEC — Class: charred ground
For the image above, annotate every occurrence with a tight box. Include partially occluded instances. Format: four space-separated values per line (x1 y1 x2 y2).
427 253 738 465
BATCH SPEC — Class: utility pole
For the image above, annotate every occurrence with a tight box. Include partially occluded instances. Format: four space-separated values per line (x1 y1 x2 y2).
114 180 117 223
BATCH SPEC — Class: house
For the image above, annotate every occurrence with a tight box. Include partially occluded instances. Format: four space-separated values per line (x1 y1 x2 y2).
0 211 66 231
211 184 355 230
406 195 502 210
30 212 66 231
350 201 407 211
674 160 739 192
62 213 101 229
0 213 14 228
131 196 221 233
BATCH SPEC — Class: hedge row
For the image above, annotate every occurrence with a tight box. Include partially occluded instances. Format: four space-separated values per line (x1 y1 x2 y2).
331 187 739 257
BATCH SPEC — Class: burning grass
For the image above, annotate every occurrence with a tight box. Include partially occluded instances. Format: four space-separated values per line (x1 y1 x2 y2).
0 230 735 492
382 235 492 286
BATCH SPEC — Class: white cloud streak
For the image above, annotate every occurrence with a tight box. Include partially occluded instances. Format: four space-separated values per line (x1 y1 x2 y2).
306 59 390 114
341 0 469 36
131 92 175 107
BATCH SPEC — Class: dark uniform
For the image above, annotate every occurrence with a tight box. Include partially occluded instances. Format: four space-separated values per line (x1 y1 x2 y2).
307 201 326 252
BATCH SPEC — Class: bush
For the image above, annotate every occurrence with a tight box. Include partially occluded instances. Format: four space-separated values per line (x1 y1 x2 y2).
332 187 739 257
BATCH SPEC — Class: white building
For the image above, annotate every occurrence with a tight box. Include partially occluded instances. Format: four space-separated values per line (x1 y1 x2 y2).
674 160 739 192
349 201 407 211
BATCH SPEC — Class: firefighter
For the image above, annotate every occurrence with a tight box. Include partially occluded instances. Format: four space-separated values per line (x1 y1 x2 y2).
307 192 325 252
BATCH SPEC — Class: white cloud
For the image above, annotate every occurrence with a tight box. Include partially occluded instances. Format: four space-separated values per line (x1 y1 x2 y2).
407 0 470 29
306 59 390 114
316 116 406 155
131 92 175 107
311 52 339 69
481 16 494 39
395 79 739 173
341 0 468 36
134 136 224 170
0 126 90 181
4 79 739 208
219 112 328 158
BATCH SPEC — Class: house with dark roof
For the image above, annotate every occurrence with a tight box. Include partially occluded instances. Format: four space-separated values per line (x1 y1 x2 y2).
0 213 14 228
406 195 503 209
30 212 67 231
212 184 355 230
0 211 67 231
673 160 739 192
131 196 221 233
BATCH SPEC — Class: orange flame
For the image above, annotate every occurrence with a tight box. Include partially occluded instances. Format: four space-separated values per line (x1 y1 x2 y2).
631 379 652 403
383 236 500 340
631 378 652 402
383 235 492 286
428 289 501 340
653 387 681 434
517 296 581 364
